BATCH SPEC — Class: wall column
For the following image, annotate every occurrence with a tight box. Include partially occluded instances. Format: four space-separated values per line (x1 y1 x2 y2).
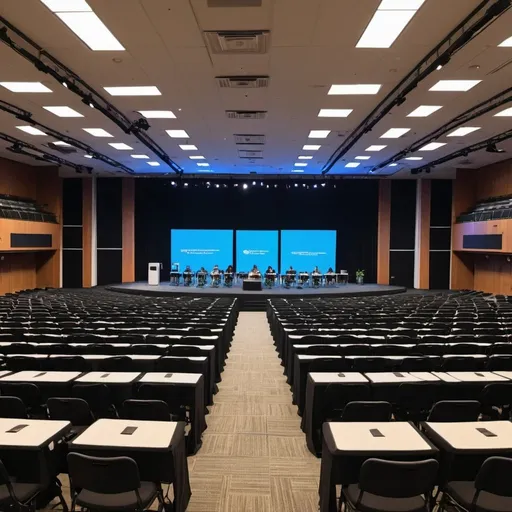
414 179 431 289
122 178 135 283
82 177 97 287
377 180 391 285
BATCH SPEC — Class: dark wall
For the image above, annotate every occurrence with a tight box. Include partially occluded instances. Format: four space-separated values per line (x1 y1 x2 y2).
96 178 122 285
134 179 379 283
62 178 83 288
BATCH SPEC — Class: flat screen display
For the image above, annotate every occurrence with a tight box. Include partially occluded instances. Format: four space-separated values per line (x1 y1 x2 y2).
236 230 279 272
280 230 336 272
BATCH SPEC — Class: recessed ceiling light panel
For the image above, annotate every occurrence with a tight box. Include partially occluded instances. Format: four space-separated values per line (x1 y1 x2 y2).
179 145 197 151
494 107 512 117
498 36 512 47
83 128 113 137
138 110 176 118
302 145 321 150
104 86 161 96
43 106 83 117
189 156 205 160
357 9 416 48
380 128 410 139
109 143 133 150
147 161 160 166
345 162 360 168
429 80 481 92
405 156 423 160
166 130 189 138
318 109 353 117
419 142 446 151
294 163 308 167
447 126 481 137
355 156 371 160
308 130 330 138
40 0 92 12
366 145 387 151
16 126 47 136
131 154 149 159
298 156 313 160
407 105 443 117
0 82 52 93
328 84 381 95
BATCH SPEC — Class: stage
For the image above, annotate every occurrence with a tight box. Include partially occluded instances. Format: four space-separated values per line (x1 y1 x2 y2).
107 281 406 300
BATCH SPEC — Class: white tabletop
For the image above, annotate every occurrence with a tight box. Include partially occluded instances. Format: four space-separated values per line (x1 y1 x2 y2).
5 354 48 358
309 372 368 384
0 370 81 383
492 371 512 380
76 372 141 383
409 372 441 382
71 418 177 450
443 354 487 359
365 372 421 383
0 418 70 448
431 372 461 383
50 354 110 360
139 372 201 384
447 372 509 383
425 421 512 451
0 371 11 378
172 344 215 350
160 356 207 362
297 355 342 360
327 422 433 452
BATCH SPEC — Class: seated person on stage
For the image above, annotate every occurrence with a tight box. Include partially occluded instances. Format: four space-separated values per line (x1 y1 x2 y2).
265 265 276 288
325 267 335 285
210 264 221 287
224 265 234 287
284 266 296 288
249 264 261 279
299 270 309 286
312 266 322 287
183 265 193 286
197 266 207 287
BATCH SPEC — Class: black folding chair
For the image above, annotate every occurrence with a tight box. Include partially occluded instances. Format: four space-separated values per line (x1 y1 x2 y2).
0 383 42 417
136 384 188 422
71 383 117 418
339 401 392 422
441 456 512 512
67 453 163 512
122 399 172 422
479 383 512 420
342 458 438 512
97 356 135 372
47 397 95 427
427 400 481 422
0 396 28 419
395 383 437 423
0 459 43 511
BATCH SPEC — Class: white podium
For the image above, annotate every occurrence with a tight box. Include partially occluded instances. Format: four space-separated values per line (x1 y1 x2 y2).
148 262 162 286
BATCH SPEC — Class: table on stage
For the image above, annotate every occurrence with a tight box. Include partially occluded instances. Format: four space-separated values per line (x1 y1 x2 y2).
319 421 438 512
70 418 191 512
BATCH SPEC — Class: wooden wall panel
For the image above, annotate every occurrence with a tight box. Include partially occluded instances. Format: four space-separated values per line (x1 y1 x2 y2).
0 253 37 295
0 158 37 198
473 160 512 201
377 180 391 285
474 255 512 295
417 180 431 289
122 178 135 283
0 219 61 251
82 179 93 288
452 220 512 253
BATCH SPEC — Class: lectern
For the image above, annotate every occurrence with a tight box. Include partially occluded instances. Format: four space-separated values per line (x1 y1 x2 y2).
148 262 162 285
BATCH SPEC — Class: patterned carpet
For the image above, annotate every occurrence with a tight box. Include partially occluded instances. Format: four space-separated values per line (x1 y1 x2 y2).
186 311 321 512
47 312 320 511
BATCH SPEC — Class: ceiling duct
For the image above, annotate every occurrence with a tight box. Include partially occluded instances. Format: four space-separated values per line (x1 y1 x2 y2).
234 134 265 145
238 149 263 159
226 110 267 120
216 76 269 88
204 31 270 54
208 0 262 6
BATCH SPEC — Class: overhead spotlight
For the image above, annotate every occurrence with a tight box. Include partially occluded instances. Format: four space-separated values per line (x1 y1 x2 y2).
302 183 306 188
425 168 431 174
435 53 451 71
132 118 151 131
243 183 248 189
206 181 210 186
294 183 298 188
260 182 264 186
411 169 420 175
321 183 326 187
486 143 505 154
215 184 220 188
234 183 239 187
171 181 176 186
81 96 95 109
313 184 317 188
184 182 189 187
395 96 406 106
274 184 277 188
462 149 469 157
252 181 256 186
62 80 68 88
266 184 269 189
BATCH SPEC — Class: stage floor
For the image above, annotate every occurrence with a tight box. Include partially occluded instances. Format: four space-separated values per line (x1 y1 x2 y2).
107 281 406 299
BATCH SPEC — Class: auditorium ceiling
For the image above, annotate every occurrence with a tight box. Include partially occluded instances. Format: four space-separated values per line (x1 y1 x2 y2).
0 0 512 178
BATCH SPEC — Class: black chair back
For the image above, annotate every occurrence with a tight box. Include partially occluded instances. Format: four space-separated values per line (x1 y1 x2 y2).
475 457 512 499
97 356 135 372
340 401 392 422
479 383 512 408
0 396 28 418
136 384 187 421
122 399 171 422
7 356 41 371
47 397 95 426
359 458 438 499
72 383 115 418
309 358 349 372
42 356 91 372
167 346 205 357
427 400 481 422
487 356 512 371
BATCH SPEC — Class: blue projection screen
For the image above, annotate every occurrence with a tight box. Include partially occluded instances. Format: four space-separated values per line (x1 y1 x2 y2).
280 230 336 272
236 230 278 272
170 230 233 271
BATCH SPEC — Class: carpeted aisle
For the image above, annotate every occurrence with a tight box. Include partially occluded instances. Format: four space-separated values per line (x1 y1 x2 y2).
187 311 321 512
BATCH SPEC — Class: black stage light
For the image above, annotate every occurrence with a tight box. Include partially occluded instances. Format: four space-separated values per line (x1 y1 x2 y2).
486 143 505 153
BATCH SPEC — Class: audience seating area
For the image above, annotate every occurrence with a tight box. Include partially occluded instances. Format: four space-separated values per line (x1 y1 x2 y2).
456 194 512 223
0 193 58 223
0 289 237 512
269 291 512 512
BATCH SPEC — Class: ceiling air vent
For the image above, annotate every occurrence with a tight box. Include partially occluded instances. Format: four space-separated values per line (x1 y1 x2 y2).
226 110 267 120
47 142 78 154
238 149 263 159
204 31 270 54
216 76 269 89
234 134 265 145
208 0 262 6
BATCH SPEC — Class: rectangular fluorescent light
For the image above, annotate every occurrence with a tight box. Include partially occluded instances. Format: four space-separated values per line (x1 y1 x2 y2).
308 130 330 138
380 128 410 138
56 12 125 51
138 110 176 119
389 163 398 167
16 126 47 136
302 145 321 150
179 145 197 151
197 163 210 167
109 143 133 150
366 145 386 151
498 36 512 47
318 109 353 118
429 80 481 92
189 156 205 160
357 9 416 49
53 141 72 146
291 169 304 173
405 156 423 160
104 86 161 96
40 0 92 12
298 156 313 160
1 82 52 93
447 126 481 137
407 105 443 117
131 154 149 159
328 84 381 95
166 130 189 138
494 107 512 117
83 128 113 137
355 156 371 160
147 161 160 167
380 0 425 9
294 163 308 167
419 142 446 151
345 162 360 168
84 154 93 158
43 106 83 117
